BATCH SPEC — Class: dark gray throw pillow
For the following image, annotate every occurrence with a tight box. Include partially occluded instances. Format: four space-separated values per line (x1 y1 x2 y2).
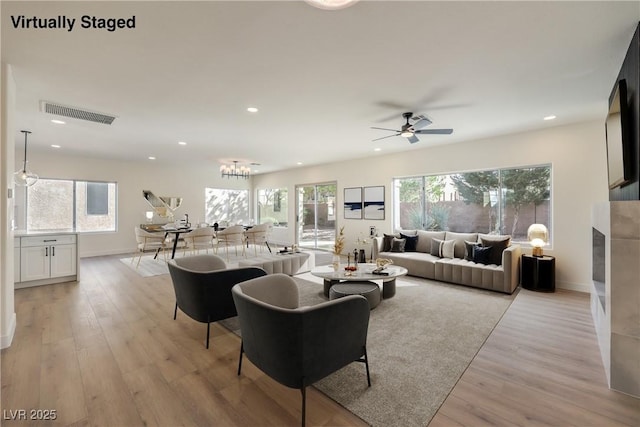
472 245 493 265
391 237 406 253
480 236 510 266
464 240 479 261
400 233 418 252
382 233 397 252
430 238 443 257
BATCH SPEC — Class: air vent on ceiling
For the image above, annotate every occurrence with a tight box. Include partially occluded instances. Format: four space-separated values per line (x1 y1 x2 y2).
40 101 117 125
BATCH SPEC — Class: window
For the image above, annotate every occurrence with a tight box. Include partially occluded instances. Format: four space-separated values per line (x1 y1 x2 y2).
257 188 288 226
27 179 117 232
394 165 551 243
205 188 249 225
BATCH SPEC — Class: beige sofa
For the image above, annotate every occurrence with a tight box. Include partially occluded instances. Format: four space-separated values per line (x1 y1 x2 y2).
372 230 521 294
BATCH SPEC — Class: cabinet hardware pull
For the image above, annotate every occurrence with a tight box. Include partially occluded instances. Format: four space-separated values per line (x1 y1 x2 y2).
52 247 55 256
44 239 57 242
45 247 48 256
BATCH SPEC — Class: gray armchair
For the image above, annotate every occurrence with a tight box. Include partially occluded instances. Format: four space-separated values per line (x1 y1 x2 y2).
167 254 266 349
231 274 371 427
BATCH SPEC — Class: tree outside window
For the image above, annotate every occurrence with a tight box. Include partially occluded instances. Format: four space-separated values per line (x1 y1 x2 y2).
394 165 551 243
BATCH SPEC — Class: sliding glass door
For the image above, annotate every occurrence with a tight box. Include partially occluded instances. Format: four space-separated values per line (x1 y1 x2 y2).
296 182 336 251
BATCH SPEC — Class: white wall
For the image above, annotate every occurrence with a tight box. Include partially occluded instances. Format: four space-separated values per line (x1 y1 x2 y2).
253 120 610 292
1 62 17 348
14 151 251 257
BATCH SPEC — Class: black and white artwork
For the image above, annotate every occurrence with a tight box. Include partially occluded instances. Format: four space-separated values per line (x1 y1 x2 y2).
344 187 363 219
364 186 385 220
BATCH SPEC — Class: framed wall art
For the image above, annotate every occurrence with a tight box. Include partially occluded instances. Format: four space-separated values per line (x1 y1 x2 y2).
344 187 363 219
364 186 385 220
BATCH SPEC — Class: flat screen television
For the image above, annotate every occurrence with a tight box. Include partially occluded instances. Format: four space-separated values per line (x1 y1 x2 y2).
605 79 632 189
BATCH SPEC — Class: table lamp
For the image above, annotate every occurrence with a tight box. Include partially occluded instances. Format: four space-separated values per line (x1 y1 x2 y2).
527 224 548 257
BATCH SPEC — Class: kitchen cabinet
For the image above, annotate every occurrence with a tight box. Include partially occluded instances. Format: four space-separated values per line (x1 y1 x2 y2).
16 233 78 288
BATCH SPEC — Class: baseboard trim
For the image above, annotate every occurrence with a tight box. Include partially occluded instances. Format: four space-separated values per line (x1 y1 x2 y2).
1 312 16 349
557 280 590 293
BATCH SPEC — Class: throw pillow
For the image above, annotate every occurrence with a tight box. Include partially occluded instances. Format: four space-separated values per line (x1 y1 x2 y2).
464 240 479 261
480 235 511 266
430 238 443 257
472 245 493 265
382 233 397 252
390 237 406 253
400 233 418 252
440 239 456 259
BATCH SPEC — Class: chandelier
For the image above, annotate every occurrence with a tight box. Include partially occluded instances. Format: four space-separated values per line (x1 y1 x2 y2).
220 161 250 179
14 130 39 187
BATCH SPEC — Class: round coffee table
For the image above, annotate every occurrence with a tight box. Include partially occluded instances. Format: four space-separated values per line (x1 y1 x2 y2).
311 263 408 299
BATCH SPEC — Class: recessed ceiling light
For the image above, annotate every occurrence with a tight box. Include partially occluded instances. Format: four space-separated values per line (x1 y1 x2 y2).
543 115 556 121
51 119 65 125
374 148 381 152
148 156 156 160
247 107 259 113
297 162 303 165
51 144 61 148
178 141 187 145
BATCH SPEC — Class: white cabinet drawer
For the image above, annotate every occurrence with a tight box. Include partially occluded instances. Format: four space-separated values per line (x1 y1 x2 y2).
21 234 76 247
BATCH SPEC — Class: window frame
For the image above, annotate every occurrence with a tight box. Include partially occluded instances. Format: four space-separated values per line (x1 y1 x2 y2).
393 164 552 247
25 177 118 234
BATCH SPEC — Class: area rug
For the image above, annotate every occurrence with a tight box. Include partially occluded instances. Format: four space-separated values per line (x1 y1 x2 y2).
225 273 515 427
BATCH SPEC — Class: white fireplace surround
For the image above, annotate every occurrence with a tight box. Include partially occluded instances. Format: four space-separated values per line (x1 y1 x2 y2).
591 201 640 398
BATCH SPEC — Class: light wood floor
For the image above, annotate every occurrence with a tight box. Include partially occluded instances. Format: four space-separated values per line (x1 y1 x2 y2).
1 255 638 426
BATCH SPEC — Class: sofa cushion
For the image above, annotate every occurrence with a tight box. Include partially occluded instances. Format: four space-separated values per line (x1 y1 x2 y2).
472 245 493 265
479 234 511 266
400 233 418 252
464 240 480 261
416 230 446 253
391 237 406 252
444 232 478 259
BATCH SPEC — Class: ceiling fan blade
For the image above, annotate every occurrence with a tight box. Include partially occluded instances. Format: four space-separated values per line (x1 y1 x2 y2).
371 126 401 132
411 116 432 130
406 135 420 144
372 133 401 142
415 129 453 135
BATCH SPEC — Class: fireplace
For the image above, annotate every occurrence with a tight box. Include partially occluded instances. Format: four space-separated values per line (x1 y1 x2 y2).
591 201 640 398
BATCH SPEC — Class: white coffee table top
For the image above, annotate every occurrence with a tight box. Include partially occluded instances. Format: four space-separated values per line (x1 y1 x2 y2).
311 263 408 281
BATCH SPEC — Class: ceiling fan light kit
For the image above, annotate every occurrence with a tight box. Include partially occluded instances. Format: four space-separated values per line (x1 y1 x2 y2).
371 111 453 144
14 130 39 187
304 0 359 10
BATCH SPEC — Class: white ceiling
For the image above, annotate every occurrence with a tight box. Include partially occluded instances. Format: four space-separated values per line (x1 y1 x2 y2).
2 1 639 174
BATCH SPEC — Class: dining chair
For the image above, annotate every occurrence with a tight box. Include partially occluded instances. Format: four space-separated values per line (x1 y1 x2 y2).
215 224 246 261
244 222 272 255
182 227 217 256
132 226 168 268
232 273 372 427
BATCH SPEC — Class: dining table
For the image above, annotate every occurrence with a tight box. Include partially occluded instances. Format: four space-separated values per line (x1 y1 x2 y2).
153 227 192 259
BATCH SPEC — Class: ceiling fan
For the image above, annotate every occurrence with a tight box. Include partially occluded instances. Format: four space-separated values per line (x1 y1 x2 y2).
371 112 453 144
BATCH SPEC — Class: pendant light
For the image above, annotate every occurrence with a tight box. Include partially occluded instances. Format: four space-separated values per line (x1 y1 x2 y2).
14 130 38 187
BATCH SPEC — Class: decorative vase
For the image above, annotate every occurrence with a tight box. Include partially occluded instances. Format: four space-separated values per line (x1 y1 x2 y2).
332 254 340 271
